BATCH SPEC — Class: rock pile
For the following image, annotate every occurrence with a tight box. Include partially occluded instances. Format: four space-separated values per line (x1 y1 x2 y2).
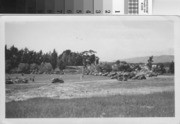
85 70 158 81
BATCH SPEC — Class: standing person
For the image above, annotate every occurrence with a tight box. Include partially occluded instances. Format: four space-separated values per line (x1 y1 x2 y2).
32 76 35 82
80 66 85 80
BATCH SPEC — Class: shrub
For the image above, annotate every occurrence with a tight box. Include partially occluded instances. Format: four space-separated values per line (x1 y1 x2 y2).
100 63 112 72
30 63 39 73
39 62 53 74
17 63 30 74
95 65 102 72
118 63 132 72
57 60 66 70
154 63 166 74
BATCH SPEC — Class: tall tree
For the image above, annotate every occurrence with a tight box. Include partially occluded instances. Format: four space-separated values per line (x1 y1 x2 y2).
169 61 174 74
147 56 153 70
51 49 58 70
81 50 97 66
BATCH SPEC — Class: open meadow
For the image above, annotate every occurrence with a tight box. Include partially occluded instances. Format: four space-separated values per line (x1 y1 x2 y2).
6 74 174 118
4 16 176 118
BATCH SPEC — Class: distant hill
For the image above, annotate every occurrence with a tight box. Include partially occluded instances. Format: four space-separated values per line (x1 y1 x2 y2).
123 55 174 63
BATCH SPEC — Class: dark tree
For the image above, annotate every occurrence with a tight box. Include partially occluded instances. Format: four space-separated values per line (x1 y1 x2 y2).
169 61 174 74
100 63 112 72
75 54 83 66
115 60 120 65
5 44 99 74
57 59 66 70
147 56 153 70
89 54 96 64
43 52 51 63
51 49 58 70
118 63 131 72
5 59 12 73
9 45 19 68
81 50 97 66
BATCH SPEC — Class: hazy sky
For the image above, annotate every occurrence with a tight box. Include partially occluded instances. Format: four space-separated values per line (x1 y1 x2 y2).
5 16 174 61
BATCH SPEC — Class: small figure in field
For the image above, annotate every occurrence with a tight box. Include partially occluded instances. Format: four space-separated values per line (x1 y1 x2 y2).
21 73 24 76
32 76 35 82
30 76 35 82
80 66 85 80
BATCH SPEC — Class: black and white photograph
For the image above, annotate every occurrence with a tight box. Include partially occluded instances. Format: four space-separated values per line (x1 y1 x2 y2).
0 15 180 124
2 16 177 118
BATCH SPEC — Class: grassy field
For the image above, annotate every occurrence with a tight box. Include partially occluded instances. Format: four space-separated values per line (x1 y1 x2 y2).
6 91 174 118
5 74 174 118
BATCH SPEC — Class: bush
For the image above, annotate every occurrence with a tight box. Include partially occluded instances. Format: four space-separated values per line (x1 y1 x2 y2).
39 62 53 74
30 63 39 73
132 64 141 71
95 65 102 72
17 63 30 74
112 64 119 72
118 63 132 72
154 63 166 74
57 60 66 70
100 63 112 72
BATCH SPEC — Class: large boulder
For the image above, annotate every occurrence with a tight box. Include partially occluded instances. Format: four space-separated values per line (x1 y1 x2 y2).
102 72 109 76
138 75 146 80
147 72 158 77
117 76 123 81
128 72 136 79
123 77 128 81
108 72 117 77
116 73 129 81
52 78 64 83
111 74 118 79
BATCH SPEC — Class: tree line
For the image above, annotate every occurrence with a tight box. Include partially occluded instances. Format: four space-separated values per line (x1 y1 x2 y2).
96 56 174 75
5 45 98 74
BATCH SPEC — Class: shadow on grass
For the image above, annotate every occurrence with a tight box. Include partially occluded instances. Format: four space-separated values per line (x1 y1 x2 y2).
6 91 174 118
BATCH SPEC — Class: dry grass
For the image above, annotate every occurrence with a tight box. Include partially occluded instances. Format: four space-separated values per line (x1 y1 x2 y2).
6 91 174 118
5 74 174 118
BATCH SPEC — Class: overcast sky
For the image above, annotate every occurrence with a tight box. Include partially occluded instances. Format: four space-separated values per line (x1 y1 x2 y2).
5 16 174 61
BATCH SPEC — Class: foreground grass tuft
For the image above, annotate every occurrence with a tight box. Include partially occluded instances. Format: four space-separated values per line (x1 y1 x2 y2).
6 91 174 118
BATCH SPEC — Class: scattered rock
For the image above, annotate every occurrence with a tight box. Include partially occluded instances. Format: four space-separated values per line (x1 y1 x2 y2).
132 74 146 80
6 79 14 84
15 78 28 83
